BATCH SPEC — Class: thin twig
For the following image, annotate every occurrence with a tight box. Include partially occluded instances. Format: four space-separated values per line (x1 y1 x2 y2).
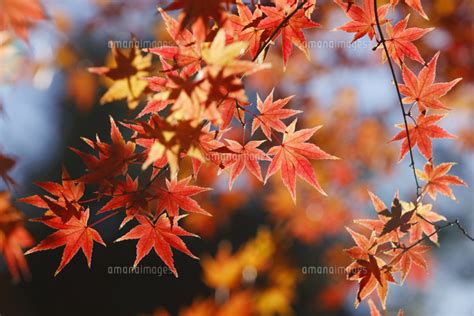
89 210 120 228
373 0 421 197
384 218 474 268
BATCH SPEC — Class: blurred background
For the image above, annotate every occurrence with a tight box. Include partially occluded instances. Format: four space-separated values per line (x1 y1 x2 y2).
0 0 473 315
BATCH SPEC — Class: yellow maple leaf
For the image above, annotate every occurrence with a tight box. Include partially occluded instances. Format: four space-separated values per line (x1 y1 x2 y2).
89 44 152 109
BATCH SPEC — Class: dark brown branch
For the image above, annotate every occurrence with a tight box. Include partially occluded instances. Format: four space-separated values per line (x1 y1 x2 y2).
373 0 421 197
385 218 474 268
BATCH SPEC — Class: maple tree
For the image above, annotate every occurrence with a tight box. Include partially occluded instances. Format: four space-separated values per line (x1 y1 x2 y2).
0 0 472 315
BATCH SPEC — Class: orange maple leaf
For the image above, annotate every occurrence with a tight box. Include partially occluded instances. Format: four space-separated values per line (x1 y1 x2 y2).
258 2 319 67
399 52 462 112
265 119 337 201
390 114 455 161
416 162 466 200
334 0 389 42
223 140 270 190
384 14 433 66
251 90 301 140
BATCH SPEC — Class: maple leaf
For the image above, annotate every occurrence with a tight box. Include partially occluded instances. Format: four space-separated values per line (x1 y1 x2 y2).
390 0 428 20
334 0 389 42
251 90 301 140
25 209 105 276
134 117 210 175
202 29 264 77
89 44 152 109
97 175 149 228
71 117 137 185
189 123 227 174
153 177 211 219
354 192 403 244
346 254 395 309
390 114 455 161
222 140 270 190
344 227 378 260
0 191 34 281
258 2 319 67
19 167 85 222
377 197 415 238
147 9 202 75
228 0 265 59
164 0 232 42
398 52 462 112
387 243 429 283
416 162 466 200
401 201 446 244
384 15 433 66
265 119 337 201
0 0 46 42
115 214 198 277
0 152 16 188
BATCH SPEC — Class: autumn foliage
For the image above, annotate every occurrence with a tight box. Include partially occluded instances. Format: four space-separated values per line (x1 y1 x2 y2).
0 0 472 315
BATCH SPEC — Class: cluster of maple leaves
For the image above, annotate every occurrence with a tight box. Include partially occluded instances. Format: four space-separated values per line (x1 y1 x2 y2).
335 0 466 314
16 0 338 278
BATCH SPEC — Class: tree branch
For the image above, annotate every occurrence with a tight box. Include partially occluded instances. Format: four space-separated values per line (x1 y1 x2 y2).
373 0 421 197
373 0 473 244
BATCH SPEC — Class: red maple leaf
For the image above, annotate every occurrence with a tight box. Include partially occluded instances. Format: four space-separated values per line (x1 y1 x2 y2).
251 90 301 140
153 177 211 218
222 139 270 189
416 162 466 200
265 119 337 201
258 2 319 67
19 167 85 222
390 114 455 161
228 0 265 59
115 214 198 277
97 175 149 228
334 0 389 42
25 209 105 276
71 117 137 185
147 9 202 76
398 52 462 112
